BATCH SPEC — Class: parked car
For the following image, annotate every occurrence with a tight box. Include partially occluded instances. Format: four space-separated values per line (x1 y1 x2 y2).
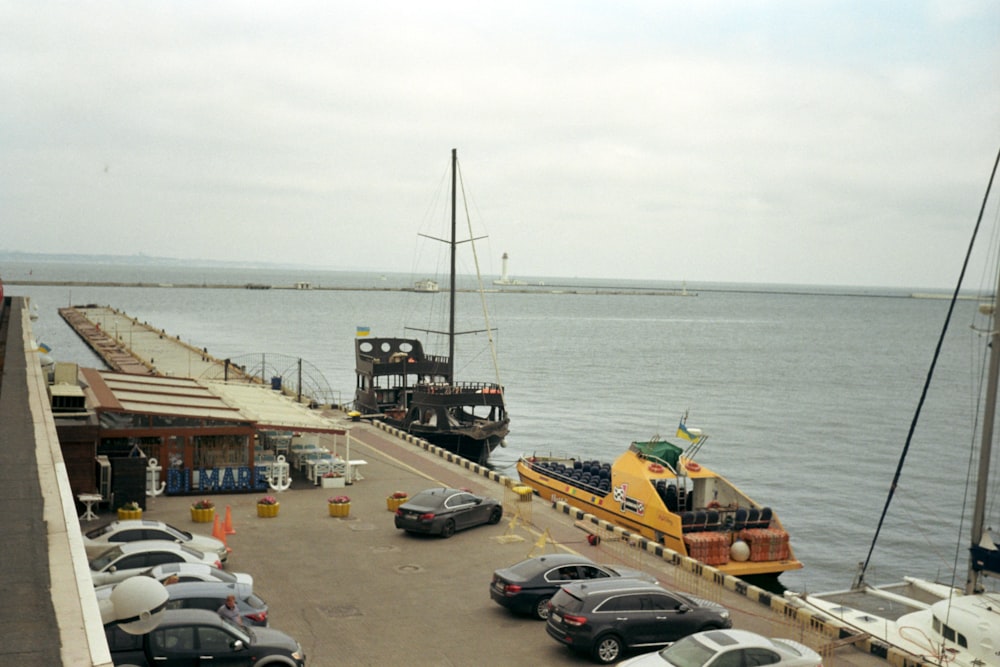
545 579 732 664
90 540 221 586
490 553 657 620
83 519 228 563
615 628 823 667
145 562 254 596
97 580 270 626
394 487 503 537
104 608 305 666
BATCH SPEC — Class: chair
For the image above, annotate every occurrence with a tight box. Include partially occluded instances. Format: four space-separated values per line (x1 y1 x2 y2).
691 511 707 531
755 506 772 529
732 507 749 531
745 507 760 529
681 511 695 532
705 509 720 531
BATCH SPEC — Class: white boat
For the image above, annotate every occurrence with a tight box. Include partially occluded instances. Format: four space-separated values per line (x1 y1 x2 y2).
413 279 439 293
785 150 1000 667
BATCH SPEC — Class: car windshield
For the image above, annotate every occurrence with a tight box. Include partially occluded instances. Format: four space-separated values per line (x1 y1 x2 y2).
90 546 124 571
658 635 715 667
549 588 584 613
85 523 115 539
179 544 205 558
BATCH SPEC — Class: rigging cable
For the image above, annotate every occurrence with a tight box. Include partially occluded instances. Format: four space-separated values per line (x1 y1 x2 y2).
456 159 507 410
856 145 1000 588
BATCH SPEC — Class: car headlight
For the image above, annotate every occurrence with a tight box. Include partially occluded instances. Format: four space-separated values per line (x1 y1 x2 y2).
719 610 730 619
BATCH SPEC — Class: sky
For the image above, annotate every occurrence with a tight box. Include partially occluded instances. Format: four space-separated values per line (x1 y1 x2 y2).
2 1 999 289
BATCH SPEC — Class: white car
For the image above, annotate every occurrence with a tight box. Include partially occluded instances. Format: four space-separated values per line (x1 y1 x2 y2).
94 562 254 600
89 541 221 586
83 519 228 563
616 629 823 667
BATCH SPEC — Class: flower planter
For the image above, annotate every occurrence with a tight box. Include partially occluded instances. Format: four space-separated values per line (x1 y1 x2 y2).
257 503 280 518
386 496 408 512
321 476 346 489
117 508 142 521
190 507 215 523
328 502 350 518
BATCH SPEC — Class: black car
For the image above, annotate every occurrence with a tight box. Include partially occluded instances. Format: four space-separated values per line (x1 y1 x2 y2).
545 578 732 664
490 553 658 620
105 608 305 666
394 487 503 537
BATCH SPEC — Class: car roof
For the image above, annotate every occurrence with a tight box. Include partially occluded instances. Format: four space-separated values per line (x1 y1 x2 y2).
116 540 195 553
165 581 239 597
157 608 233 627
691 629 781 650
561 577 666 596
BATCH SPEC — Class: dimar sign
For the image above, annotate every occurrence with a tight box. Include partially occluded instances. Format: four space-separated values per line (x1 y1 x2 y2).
166 466 270 494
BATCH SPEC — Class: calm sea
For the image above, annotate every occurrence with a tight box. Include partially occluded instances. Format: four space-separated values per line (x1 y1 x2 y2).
4 260 994 594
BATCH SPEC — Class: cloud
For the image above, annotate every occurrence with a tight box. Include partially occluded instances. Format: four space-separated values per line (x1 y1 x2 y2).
2 1 998 288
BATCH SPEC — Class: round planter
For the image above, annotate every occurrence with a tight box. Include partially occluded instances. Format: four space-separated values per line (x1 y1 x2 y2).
257 503 280 518
386 496 408 512
117 508 142 521
328 503 350 518
190 507 215 523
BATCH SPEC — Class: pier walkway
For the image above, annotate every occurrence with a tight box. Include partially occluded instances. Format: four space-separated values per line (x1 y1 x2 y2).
4 298 907 666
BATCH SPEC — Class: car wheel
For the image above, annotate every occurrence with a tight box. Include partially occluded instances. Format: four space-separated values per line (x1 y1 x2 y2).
488 506 503 524
440 519 456 538
532 596 551 620
592 634 623 664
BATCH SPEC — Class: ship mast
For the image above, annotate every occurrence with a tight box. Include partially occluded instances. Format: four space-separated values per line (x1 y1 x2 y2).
968 265 999 594
448 147 457 372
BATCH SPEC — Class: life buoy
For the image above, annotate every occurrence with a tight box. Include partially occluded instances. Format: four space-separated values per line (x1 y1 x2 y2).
648 463 664 473
707 500 721 509
685 461 701 473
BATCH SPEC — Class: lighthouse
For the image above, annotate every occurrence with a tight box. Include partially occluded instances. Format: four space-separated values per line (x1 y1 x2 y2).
499 252 510 283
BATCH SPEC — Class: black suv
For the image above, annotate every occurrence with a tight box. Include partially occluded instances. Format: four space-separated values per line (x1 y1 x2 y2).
545 578 732 664
105 609 305 666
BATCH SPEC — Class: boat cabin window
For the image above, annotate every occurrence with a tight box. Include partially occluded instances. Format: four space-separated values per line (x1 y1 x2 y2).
932 617 968 648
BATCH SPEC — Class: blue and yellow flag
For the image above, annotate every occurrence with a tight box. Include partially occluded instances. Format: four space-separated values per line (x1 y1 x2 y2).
38 342 52 353
677 420 699 443
356 326 370 337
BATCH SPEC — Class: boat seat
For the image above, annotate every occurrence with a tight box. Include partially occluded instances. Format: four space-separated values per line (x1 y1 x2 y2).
732 507 748 531
681 511 695 532
754 506 772 529
705 509 720 531
746 507 760 529
691 511 707 532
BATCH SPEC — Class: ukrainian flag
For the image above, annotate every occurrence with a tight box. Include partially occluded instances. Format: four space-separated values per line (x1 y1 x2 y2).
356 326 370 337
38 342 52 353
676 420 699 443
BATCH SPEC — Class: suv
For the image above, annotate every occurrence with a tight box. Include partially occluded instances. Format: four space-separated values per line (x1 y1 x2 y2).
105 608 305 666
545 578 731 664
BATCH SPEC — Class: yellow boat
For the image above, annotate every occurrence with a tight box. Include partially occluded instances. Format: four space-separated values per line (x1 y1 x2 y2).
516 434 802 580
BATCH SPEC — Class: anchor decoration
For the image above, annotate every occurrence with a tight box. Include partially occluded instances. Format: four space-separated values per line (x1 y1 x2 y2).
146 457 166 497
268 454 292 492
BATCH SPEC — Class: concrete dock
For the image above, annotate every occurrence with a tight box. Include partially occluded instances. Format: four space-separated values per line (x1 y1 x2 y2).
2 298 914 666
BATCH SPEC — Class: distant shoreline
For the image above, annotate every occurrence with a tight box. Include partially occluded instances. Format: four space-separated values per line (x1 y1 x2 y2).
4 278 977 300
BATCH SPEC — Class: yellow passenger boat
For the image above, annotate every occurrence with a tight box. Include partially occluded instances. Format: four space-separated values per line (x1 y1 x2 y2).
516 422 802 581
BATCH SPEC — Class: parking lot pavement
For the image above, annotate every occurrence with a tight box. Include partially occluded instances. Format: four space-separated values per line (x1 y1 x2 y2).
112 422 883 667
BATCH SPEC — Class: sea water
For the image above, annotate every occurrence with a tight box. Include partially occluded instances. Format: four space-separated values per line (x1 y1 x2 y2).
4 259 993 594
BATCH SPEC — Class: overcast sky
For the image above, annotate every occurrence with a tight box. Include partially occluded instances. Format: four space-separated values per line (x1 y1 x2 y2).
2 1 999 288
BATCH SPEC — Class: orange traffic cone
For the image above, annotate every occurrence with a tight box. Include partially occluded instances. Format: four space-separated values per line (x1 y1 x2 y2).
212 514 231 553
224 505 236 535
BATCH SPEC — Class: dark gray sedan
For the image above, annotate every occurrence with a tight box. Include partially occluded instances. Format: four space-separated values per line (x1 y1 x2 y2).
394 487 503 537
